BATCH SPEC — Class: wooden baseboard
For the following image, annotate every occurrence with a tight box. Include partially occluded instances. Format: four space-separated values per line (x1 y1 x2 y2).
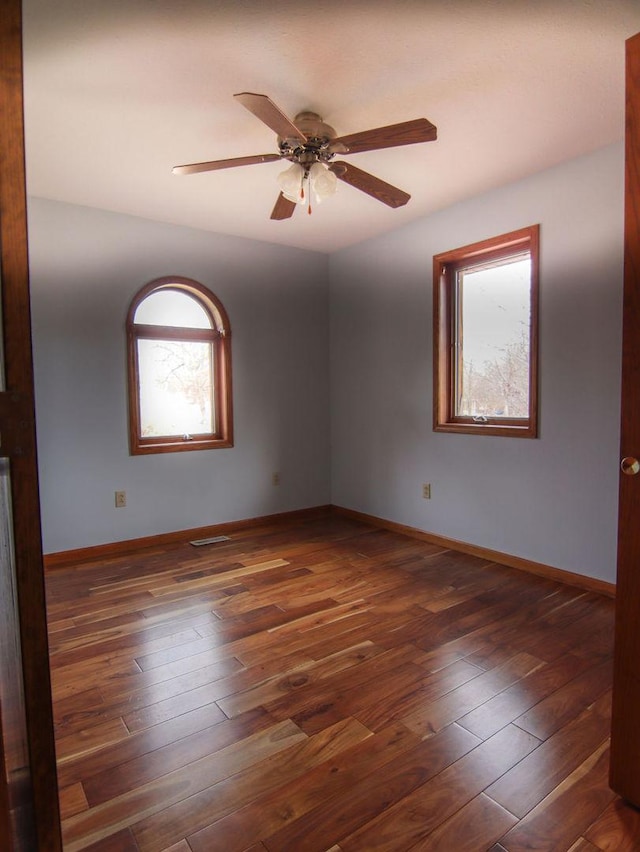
331 505 616 598
44 502 616 598
43 505 333 570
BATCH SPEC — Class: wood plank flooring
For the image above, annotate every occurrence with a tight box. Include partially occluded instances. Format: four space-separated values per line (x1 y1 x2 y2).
45 513 638 851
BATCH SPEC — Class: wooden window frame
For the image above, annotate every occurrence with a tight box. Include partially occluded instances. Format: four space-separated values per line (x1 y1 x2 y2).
433 225 539 438
127 276 233 455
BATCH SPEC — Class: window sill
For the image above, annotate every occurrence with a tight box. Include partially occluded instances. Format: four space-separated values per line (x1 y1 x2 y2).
434 420 537 439
131 437 234 455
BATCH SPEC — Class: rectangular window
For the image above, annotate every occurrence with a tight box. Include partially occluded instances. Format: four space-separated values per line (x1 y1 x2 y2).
433 225 539 438
137 338 214 438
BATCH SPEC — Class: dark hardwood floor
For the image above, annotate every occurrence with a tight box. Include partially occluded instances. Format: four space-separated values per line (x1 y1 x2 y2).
44 513 640 851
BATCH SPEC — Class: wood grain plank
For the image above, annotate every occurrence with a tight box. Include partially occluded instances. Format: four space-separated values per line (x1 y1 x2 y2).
260 721 481 852
514 658 613 740
56 718 131 765
83 708 279 807
260 651 422 736
457 652 593 740
486 690 612 818
57 705 272 791
216 641 385 718
584 797 640 851
61 720 306 851
566 840 602 852
121 649 315 732
50 617 214 666
148 559 290 596
51 625 202 667
79 828 140 851
407 792 517 851
401 651 544 737
105 653 243 705
269 724 538 852
349 658 483 732
122 690 227 733
53 656 246 740
498 741 616 851
58 782 88 820
131 717 371 851
186 722 421 852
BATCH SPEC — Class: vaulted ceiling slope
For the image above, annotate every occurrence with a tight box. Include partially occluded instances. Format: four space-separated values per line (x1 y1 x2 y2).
22 0 640 253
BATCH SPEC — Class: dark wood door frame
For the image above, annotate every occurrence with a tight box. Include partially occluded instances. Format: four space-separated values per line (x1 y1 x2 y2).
0 2 62 848
610 30 640 807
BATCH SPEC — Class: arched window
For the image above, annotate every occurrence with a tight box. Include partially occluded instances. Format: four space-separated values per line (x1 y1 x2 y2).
127 277 232 454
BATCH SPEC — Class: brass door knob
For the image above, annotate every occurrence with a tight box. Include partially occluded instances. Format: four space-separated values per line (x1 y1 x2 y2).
621 457 640 476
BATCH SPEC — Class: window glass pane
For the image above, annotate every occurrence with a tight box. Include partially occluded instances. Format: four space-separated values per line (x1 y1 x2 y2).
134 290 212 328
137 339 214 437
457 256 531 419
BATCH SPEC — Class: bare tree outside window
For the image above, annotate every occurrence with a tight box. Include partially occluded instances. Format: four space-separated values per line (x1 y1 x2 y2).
456 257 531 419
138 339 214 437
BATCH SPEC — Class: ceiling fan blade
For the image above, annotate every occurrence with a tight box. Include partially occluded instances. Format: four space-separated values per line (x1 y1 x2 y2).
234 92 307 143
271 193 297 220
329 161 410 208
331 118 437 155
173 153 281 175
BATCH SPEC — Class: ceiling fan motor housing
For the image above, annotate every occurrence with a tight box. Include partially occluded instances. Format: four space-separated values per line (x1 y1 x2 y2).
278 111 339 165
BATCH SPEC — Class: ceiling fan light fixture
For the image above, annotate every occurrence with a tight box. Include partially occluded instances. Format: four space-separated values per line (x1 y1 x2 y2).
309 162 337 204
277 162 305 202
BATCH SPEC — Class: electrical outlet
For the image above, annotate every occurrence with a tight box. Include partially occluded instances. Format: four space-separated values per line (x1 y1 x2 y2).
115 490 126 508
272 472 280 486
422 483 431 499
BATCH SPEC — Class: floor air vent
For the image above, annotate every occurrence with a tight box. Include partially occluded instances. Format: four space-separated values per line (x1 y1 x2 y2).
189 535 231 547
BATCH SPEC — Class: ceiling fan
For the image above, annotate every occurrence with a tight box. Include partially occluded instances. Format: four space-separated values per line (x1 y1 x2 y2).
172 92 437 220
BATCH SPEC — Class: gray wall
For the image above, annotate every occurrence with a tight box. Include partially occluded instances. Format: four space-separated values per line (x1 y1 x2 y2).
29 142 625 584
28 199 331 553
330 143 624 584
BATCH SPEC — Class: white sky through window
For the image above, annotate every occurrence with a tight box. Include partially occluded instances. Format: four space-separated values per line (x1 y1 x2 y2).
460 257 531 368
134 290 212 328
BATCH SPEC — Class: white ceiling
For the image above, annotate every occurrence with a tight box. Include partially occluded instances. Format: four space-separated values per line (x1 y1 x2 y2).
22 0 640 254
